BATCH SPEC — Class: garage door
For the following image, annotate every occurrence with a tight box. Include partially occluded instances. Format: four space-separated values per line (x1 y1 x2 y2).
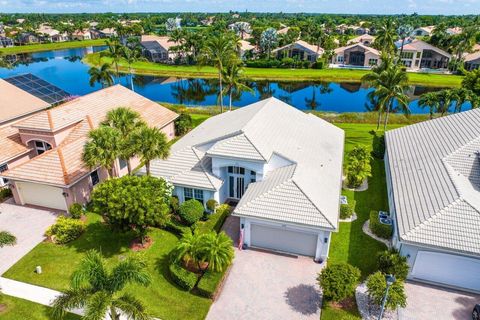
411 251 480 292
17 182 67 211
250 224 318 257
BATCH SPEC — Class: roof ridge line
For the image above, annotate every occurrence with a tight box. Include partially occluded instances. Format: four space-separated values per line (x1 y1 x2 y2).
241 132 267 161
57 147 69 185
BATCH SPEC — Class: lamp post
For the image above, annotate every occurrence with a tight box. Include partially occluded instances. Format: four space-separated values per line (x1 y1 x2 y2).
378 274 395 320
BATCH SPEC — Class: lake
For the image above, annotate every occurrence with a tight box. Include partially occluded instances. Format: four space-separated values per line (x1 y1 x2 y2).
0 46 452 114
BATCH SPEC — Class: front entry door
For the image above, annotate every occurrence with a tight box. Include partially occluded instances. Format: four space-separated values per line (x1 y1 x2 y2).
229 175 245 199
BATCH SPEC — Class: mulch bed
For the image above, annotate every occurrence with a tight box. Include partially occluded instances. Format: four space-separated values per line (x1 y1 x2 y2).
130 236 154 251
184 259 208 273
0 304 7 313
330 297 357 311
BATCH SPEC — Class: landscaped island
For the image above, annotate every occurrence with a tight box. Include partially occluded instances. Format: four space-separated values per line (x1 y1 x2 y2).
83 52 464 87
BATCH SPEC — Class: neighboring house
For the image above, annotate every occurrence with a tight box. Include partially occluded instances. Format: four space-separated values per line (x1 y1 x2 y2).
398 39 451 70
353 26 369 35
411 26 434 37
446 27 463 35
146 98 344 261
1 85 178 211
141 35 180 63
0 36 14 47
464 51 480 71
37 25 68 42
347 34 375 46
277 26 290 35
272 40 323 62
385 110 480 293
15 32 39 45
239 40 255 59
71 29 92 41
99 28 117 38
332 43 381 67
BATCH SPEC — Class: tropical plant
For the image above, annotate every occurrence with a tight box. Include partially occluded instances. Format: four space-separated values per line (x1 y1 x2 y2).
88 63 114 88
366 271 407 310
197 231 234 272
317 263 361 302
101 38 123 82
375 19 397 54
51 250 152 320
130 126 170 175
122 46 143 91
418 92 440 119
232 21 251 39
397 24 413 62
462 68 480 96
260 28 278 58
102 107 146 174
346 145 372 188
91 175 172 242
377 249 410 280
68 203 83 219
221 58 253 110
45 217 85 244
165 17 180 32
83 126 122 178
435 89 455 116
0 231 16 247
174 113 193 136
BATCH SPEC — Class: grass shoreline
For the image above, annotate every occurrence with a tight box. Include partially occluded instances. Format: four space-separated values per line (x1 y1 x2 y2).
84 52 463 87
0 39 107 55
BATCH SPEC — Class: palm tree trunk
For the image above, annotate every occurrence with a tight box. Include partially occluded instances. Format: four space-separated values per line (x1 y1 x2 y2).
399 38 405 65
110 306 119 320
383 100 392 131
218 70 223 113
145 161 151 176
129 64 134 91
376 109 382 130
127 160 132 175
229 89 233 111
115 63 119 84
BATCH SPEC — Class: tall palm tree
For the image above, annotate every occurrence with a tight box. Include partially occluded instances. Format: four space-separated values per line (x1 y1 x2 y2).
397 24 413 63
232 22 252 40
88 63 114 88
375 19 397 54
102 107 146 174
260 28 278 58
221 59 253 110
418 92 440 119
83 126 122 178
121 46 143 91
131 126 170 175
450 87 470 113
436 89 455 116
362 65 410 130
198 231 234 273
199 34 236 113
101 38 123 83
51 250 151 320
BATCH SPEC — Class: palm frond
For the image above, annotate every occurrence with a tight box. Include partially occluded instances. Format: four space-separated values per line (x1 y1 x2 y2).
113 293 152 320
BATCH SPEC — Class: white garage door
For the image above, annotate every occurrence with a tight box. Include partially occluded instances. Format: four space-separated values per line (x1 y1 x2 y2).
250 224 318 257
17 182 67 211
411 251 480 292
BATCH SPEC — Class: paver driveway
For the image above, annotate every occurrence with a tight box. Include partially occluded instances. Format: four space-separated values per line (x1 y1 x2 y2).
206 247 324 320
0 199 60 275
399 281 480 320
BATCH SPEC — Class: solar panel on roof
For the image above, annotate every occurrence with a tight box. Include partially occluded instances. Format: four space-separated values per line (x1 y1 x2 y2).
3 73 70 105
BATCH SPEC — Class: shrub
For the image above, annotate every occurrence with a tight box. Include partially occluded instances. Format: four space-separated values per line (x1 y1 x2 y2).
168 258 198 291
377 249 409 280
174 113 193 136
366 271 407 310
281 57 295 68
346 146 372 188
179 199 204 226
317 263 361 302
197 204 231 233
369 211 393 239
0 231 16 247
340 200 355 219
196 269 225 298
170 196 179 214
0 188 12 201
165 218 191 235
313 59 326 69
371 133 386 159
69 203 83 219
46 217 85 244
244 59 282 68
206 199 218 212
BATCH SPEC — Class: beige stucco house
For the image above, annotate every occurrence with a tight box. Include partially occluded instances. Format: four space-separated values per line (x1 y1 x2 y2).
332 43 381 67
272 40 323 62
399 39 451 70
1 85 178 212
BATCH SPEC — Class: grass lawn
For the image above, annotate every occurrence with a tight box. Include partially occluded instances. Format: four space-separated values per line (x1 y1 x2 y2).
321 123 406 320
0 39 107 55
3 214 212 320
83 53 463 87
0 295 80 320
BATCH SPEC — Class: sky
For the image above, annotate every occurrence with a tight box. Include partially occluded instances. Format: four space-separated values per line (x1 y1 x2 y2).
0 0 479 15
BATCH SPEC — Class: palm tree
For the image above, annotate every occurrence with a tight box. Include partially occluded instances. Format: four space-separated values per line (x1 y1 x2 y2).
51 250 151 320
102 107 146 174
101 38 123 82
0 53 12 69
232 22 251 40
221 59 253 110
199 34 236 113
88 63 114 88
122 46 143 91
375 19 397 54
198 231 234 273
397 24 413 63
173 230 201 266
260 28 278 58
83 126 122 178
418 92 440 119
450 87 470 113
362 65 410 130
436 89 455 116
165 17 180 33
131 126 170 175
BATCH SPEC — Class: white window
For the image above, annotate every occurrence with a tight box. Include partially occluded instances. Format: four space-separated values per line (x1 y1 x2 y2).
184 187 204 203
338 56 344 63
34 141 52 155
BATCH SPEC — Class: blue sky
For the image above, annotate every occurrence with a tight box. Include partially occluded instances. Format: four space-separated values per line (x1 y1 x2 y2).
0 0 479 15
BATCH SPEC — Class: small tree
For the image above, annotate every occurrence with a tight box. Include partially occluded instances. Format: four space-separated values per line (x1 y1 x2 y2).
317 263 361 302
91 175 172 242
366 271 407 310
178 199 204 226
206 199 218 212
197 231 234 272
174 113 193 136
346 146 372 188
377 249 409 280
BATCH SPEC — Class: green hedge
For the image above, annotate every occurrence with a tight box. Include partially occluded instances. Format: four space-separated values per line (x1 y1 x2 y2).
168 257 198 291
340 200 356 219
369 211 393 239
196 204 231 234
196 269 225 298
69 203 83 219
45 217 85 244
165 218 191 236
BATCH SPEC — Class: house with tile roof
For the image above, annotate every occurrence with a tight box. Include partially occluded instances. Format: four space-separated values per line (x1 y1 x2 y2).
464 45 480 71
145 97 344 261
332 43 381 67
140 35 181 63
272 40 323 62
398 39 451 70
411 26 435 37
347 34 376 47
1 85 178 211
385 110 480 292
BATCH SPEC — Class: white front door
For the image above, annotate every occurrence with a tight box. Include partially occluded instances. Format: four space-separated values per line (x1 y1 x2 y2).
227 166 255 199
